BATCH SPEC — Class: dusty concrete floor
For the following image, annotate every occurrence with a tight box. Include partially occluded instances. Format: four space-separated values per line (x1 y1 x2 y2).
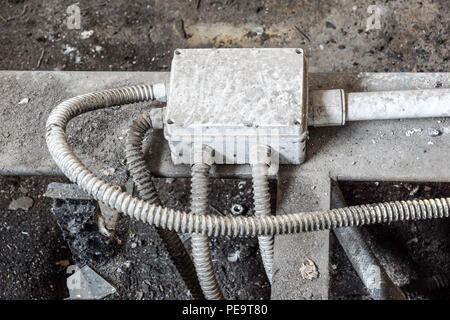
0 0 449 300
0 0 448 73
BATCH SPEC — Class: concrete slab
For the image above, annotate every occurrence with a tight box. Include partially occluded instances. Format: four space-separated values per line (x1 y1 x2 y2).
272 170 330 300
1 71 449 182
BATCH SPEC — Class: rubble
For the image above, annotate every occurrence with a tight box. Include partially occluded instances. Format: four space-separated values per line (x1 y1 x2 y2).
8 196 34 211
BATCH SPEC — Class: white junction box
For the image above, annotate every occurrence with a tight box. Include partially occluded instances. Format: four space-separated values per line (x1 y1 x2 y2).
164 48 308 165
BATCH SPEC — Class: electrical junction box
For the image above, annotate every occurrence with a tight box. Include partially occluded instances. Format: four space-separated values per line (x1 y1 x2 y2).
164 48 308 166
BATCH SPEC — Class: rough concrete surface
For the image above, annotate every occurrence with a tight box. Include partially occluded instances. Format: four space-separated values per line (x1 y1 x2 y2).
272 171 330 300
2 71 449 181
0 1 448 73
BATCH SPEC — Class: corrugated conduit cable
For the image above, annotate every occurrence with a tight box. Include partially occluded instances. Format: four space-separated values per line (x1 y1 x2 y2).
46 85 450 239
125 112 205 300
190 146 224 300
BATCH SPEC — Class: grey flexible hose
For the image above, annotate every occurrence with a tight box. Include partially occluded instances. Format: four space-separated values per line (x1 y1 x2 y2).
125 113 205 300
191 161 224 300
252 163 274 284
46 85 450 239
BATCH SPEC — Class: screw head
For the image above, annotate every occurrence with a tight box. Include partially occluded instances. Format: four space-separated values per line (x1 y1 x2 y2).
230 204 244 216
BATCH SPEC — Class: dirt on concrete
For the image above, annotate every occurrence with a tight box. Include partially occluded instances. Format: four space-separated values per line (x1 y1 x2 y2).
0 176 71 299
0 0 449 300
0 0 448 73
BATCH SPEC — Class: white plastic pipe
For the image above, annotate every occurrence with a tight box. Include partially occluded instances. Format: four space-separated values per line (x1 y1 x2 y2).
309 88 450 126
347 88 450 121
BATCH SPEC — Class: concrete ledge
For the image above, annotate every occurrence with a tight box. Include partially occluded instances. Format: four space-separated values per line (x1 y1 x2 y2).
1 71 449 182
1 70 449 300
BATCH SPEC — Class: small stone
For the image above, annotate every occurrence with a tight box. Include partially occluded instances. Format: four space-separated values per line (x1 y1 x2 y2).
250 26 265 35
227 250 241 262
325 21 336 29
405 128 422 136
62 44 77 55
67 265 116 299
409 186 420 196
427 128 441 137
8 197 34 211
18 97 29 105
80 30 94 39
102 167 115 176
300 258 319 280
131 242 137 249
136 291 144 300
75 53 82 64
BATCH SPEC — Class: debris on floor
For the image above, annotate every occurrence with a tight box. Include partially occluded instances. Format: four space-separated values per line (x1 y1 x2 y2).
44 182 92 200
300 258 319 280
8 196 34 211
67 265 116 299
227 250 241 262
427 128 442 137
405 128 423 137
80 30 94 40
18 97 29 105
49 196 115 266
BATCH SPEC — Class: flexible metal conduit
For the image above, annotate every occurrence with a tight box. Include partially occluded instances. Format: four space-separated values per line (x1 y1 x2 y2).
251 147 274 284
46 85 450 239
125 113 205 300
190 149 224 300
